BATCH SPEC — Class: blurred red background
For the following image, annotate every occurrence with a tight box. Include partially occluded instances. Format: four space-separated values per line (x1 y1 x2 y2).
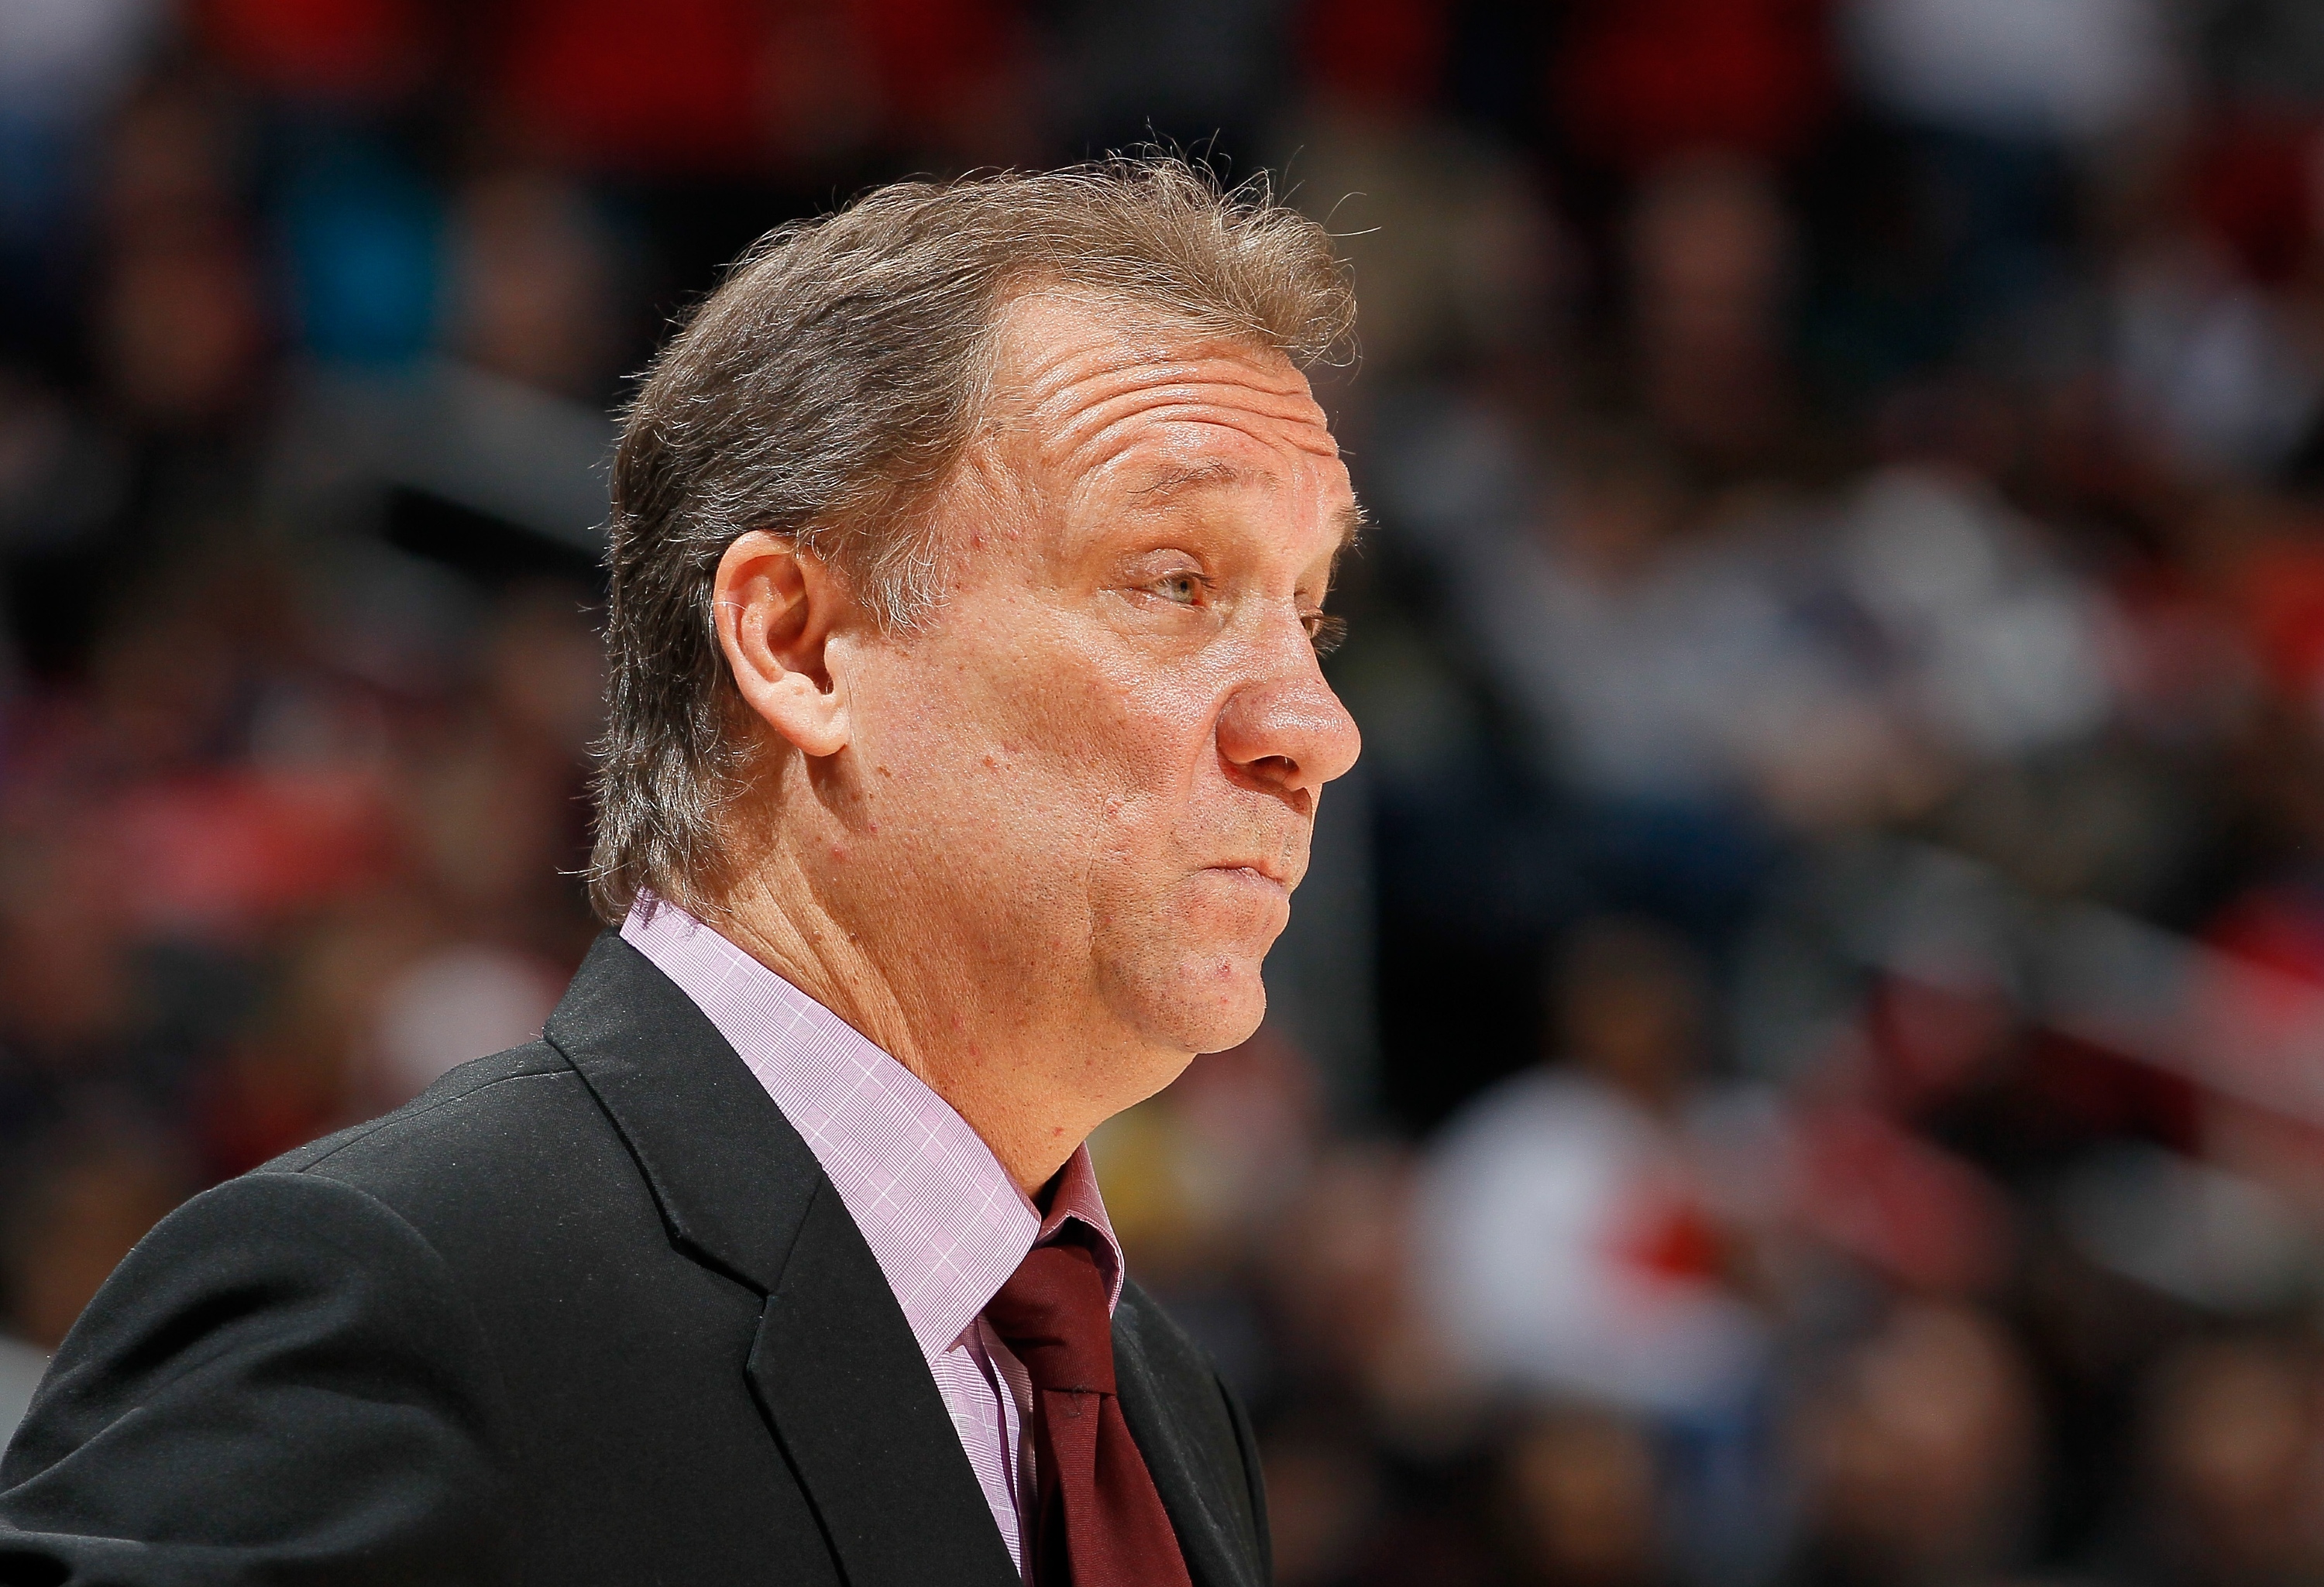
5 3 2324 1585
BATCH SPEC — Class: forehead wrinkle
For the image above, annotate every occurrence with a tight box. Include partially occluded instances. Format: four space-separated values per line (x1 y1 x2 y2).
1047 394 1340 490
977 362 1337 509
999 331 1327 428
985 309 1332 460
976 300 1352 565
1000 316 1308 397
1067 418 1346 538
988 287 1323 424
1036 370 1332 446
1009 331 1312 394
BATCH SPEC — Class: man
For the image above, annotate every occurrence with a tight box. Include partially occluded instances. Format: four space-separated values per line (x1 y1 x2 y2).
0 160 1361 1584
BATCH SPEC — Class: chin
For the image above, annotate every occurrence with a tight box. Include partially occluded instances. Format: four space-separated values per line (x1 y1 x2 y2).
1182 967 1267 1056
1094 873 1287 1055
1178 904 1284 1046
1099 942 1270 1059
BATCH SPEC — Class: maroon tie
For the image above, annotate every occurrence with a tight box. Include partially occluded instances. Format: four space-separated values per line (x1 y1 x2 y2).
983 1239 1195 1587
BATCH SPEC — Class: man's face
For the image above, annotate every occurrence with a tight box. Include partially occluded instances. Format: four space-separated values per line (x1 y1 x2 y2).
823 290 1361 1064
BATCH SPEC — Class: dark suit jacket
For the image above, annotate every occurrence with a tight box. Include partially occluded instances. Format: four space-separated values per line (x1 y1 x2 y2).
0 934 1271 1585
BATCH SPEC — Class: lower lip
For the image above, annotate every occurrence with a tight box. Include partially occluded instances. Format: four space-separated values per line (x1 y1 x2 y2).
1206 865 1287 893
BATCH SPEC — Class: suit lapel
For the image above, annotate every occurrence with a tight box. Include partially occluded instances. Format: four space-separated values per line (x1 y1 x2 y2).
748 1183 1019 1587
546 933 1016 1587
544 933 813 1291
1112 1297 1263 1587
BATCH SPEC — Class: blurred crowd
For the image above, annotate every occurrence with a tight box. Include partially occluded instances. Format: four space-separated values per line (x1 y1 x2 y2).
7 2 2324 1585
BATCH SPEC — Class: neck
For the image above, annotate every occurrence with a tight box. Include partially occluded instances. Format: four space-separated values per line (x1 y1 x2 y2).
702 842 1138 1196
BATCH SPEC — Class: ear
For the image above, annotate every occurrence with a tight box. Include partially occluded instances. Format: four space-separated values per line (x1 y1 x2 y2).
713 531 851 757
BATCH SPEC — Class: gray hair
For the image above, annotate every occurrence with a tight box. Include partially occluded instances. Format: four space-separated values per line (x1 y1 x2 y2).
586 157 1356 924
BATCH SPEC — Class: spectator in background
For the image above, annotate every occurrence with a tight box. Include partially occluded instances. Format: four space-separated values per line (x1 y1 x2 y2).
1622 152 1803 480
1418 421 1796 937
443 169 623 405
1415 916 1779 1420
1456 426 1724 803
1842 0 2181 340
2106 1335 2324 1587
2102 119 2324 485
1416 918 1794 1584
1833 462 2116 769
0 0 164 366
1786 1302 2043 1587
1499 1403 1669 1587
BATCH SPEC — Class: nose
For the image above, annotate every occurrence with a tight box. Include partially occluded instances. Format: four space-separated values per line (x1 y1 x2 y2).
1215 647 1362 805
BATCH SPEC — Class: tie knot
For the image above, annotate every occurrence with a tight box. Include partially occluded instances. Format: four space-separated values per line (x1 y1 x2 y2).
984 1239 1116 1396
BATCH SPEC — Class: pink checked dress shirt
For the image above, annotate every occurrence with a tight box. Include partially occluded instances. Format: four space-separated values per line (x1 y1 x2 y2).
621 898 1124 1577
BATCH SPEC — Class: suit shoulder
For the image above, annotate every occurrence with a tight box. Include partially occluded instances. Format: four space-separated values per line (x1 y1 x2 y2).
1115 1280 1222 1386
256 1040 639 1240
1113 1280 1246 1436
1113 1280 1270 1579
265 1041 581 1175
2 1168 520 1573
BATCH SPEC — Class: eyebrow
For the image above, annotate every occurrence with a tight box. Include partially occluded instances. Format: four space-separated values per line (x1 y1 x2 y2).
1128 460 1366 550
1128 459 1256 500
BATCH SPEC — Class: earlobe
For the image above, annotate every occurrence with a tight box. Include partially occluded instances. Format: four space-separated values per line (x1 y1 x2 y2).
713 531 851 757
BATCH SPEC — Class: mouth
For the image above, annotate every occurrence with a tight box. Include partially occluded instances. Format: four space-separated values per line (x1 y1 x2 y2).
1206 859 1292 889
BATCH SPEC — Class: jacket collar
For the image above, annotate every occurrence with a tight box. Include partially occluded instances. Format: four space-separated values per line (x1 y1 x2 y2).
617 898 1127 1358
544 931 818 1293
545 931 1021 1587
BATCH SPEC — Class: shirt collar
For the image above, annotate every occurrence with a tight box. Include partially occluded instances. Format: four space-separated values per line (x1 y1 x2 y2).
621 895 1124 1362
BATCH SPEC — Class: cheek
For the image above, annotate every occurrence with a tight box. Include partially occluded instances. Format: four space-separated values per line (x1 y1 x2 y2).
858 617 1239 903
1078 681 1235 866
851 651 1189 881
1000 658 1222 825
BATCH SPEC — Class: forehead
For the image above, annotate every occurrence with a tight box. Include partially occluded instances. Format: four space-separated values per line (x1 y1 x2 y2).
978 289 1351 517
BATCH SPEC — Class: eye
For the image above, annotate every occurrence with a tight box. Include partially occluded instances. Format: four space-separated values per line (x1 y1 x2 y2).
1150 570 1205 605
1305 612 1347 656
